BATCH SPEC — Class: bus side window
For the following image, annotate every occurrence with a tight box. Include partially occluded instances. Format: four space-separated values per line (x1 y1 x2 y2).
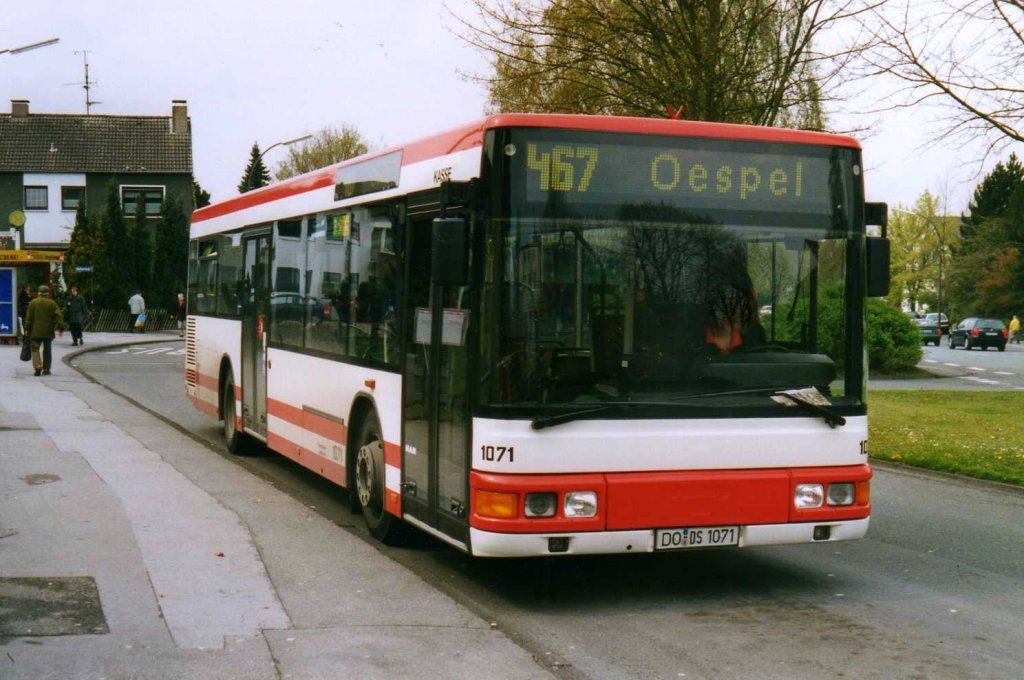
217 234 243 316
196 239 219 315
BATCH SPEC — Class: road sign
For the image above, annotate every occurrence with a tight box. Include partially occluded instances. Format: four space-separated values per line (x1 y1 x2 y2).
75 265 92 272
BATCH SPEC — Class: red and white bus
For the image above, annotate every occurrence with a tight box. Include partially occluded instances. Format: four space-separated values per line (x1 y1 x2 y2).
186 114 889 557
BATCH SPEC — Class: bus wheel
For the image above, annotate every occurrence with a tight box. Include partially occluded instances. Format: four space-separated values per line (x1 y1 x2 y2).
354 413 400 543
222 374 248 455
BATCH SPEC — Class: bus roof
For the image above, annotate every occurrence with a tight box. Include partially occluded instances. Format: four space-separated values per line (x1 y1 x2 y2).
192 113 861 225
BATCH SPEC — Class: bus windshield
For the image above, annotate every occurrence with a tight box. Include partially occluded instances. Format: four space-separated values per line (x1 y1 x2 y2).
480 129 864 414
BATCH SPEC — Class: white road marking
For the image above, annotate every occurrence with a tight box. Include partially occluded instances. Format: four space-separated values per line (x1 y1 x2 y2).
994 371 1015 376
960 376 1003 385
967 366 985 371
943 363 961 367
923 359 937 364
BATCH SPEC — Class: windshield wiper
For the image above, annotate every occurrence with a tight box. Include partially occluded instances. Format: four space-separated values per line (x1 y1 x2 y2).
773 390 846 428
671 386 847 428
530 400 684 431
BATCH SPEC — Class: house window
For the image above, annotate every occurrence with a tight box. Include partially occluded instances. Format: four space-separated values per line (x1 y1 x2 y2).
62 186 85 211
24 186 48 211
122 186 165 217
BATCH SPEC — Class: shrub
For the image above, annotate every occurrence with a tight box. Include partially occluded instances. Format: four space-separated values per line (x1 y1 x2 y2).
867 299 923 373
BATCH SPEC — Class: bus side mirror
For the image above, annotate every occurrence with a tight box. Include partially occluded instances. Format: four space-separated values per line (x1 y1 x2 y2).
432 217 469 286
866 237 890 297
865 201 888 236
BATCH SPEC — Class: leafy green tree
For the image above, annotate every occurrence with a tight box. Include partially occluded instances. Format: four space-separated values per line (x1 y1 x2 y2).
886 191 958 315
152 192 190 309
274 125 370 180
460 0 854 127
129 199 153 300
237 142 271 193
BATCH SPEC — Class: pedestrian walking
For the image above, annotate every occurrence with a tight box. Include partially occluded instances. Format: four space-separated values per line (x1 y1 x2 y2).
175 292 187 338
1011 314 1021 344
17 283 31 339
65 286 89 346
128 291 146 333
24 284 63 376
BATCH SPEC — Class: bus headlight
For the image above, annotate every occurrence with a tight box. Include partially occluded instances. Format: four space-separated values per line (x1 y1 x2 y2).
827 483 855 506
794 483 824 508
524 492 557 518
564 491 598 518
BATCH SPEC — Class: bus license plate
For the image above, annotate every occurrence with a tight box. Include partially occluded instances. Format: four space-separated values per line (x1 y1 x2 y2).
655 526 740 551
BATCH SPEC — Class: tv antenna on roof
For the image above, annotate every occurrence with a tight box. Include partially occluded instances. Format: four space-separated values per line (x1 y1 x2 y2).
68 50 101 114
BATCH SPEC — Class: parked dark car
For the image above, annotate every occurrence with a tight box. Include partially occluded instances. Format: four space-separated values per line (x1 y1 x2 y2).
948 317 1008 351
270 293 329 324
924 312 950 333
914 317 943 346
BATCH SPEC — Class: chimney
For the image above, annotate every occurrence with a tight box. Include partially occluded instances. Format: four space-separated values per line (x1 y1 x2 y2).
171 99 188 134
11 100 29 118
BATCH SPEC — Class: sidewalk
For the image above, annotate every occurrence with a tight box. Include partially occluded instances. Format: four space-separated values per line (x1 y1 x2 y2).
0 333 550 679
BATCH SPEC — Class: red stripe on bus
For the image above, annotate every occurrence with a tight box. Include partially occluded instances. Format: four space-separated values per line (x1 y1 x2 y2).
195 370 219 392
187 393 219 418
192 120 486 224
267 432 348 489
485 113 861 148
267 398 348 444
384 441 401 468
469 465 871 533
386 489 401 516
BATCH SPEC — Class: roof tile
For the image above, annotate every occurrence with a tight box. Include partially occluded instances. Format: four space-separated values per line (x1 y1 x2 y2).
0 113 192 174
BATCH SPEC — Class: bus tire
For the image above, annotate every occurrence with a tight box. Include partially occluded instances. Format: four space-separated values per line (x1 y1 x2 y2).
353 412 403 543
222 373 250 455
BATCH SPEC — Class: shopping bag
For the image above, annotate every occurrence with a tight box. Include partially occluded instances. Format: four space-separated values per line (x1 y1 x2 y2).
20 336 31 362
135 313 147 329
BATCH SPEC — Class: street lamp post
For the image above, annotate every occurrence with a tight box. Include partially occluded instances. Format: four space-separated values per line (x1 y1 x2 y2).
0 38 60 56
895 208 945 318
249 134 314 190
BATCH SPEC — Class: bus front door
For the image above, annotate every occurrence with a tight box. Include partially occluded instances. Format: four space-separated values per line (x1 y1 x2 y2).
402 213 470 546
241 232 271 440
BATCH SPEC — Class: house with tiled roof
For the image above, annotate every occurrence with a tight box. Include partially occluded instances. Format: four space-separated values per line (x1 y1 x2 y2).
0 98 193 253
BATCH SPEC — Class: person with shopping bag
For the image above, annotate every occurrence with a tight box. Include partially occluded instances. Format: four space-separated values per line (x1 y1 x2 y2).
128 290 146 333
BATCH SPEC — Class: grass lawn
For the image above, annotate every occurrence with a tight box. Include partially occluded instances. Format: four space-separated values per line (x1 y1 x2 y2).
869 390 1024 486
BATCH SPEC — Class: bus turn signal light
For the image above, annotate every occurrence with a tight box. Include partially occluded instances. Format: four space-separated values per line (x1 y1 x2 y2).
856 480 871 505
477 490 518 519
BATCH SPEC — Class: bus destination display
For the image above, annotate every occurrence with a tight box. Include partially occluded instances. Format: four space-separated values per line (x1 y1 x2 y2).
513 134 840 218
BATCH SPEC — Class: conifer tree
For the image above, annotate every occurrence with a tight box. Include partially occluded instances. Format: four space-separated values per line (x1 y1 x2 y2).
152 192 190 308
237 142 271 193
95 180 131 308
192 174 211 208
65 201 93 294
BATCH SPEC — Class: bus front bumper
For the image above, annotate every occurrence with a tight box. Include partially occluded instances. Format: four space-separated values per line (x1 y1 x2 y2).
468 518 870 558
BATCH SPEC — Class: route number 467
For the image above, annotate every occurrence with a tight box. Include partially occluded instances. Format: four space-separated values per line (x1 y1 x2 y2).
527 144 599 192
481 445 515 463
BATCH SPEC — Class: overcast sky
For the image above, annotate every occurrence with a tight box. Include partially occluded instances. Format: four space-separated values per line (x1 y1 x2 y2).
0 0 1009 214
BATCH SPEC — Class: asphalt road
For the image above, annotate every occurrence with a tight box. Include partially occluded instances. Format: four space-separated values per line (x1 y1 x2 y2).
71 340 1024 680
872 340 1024 390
